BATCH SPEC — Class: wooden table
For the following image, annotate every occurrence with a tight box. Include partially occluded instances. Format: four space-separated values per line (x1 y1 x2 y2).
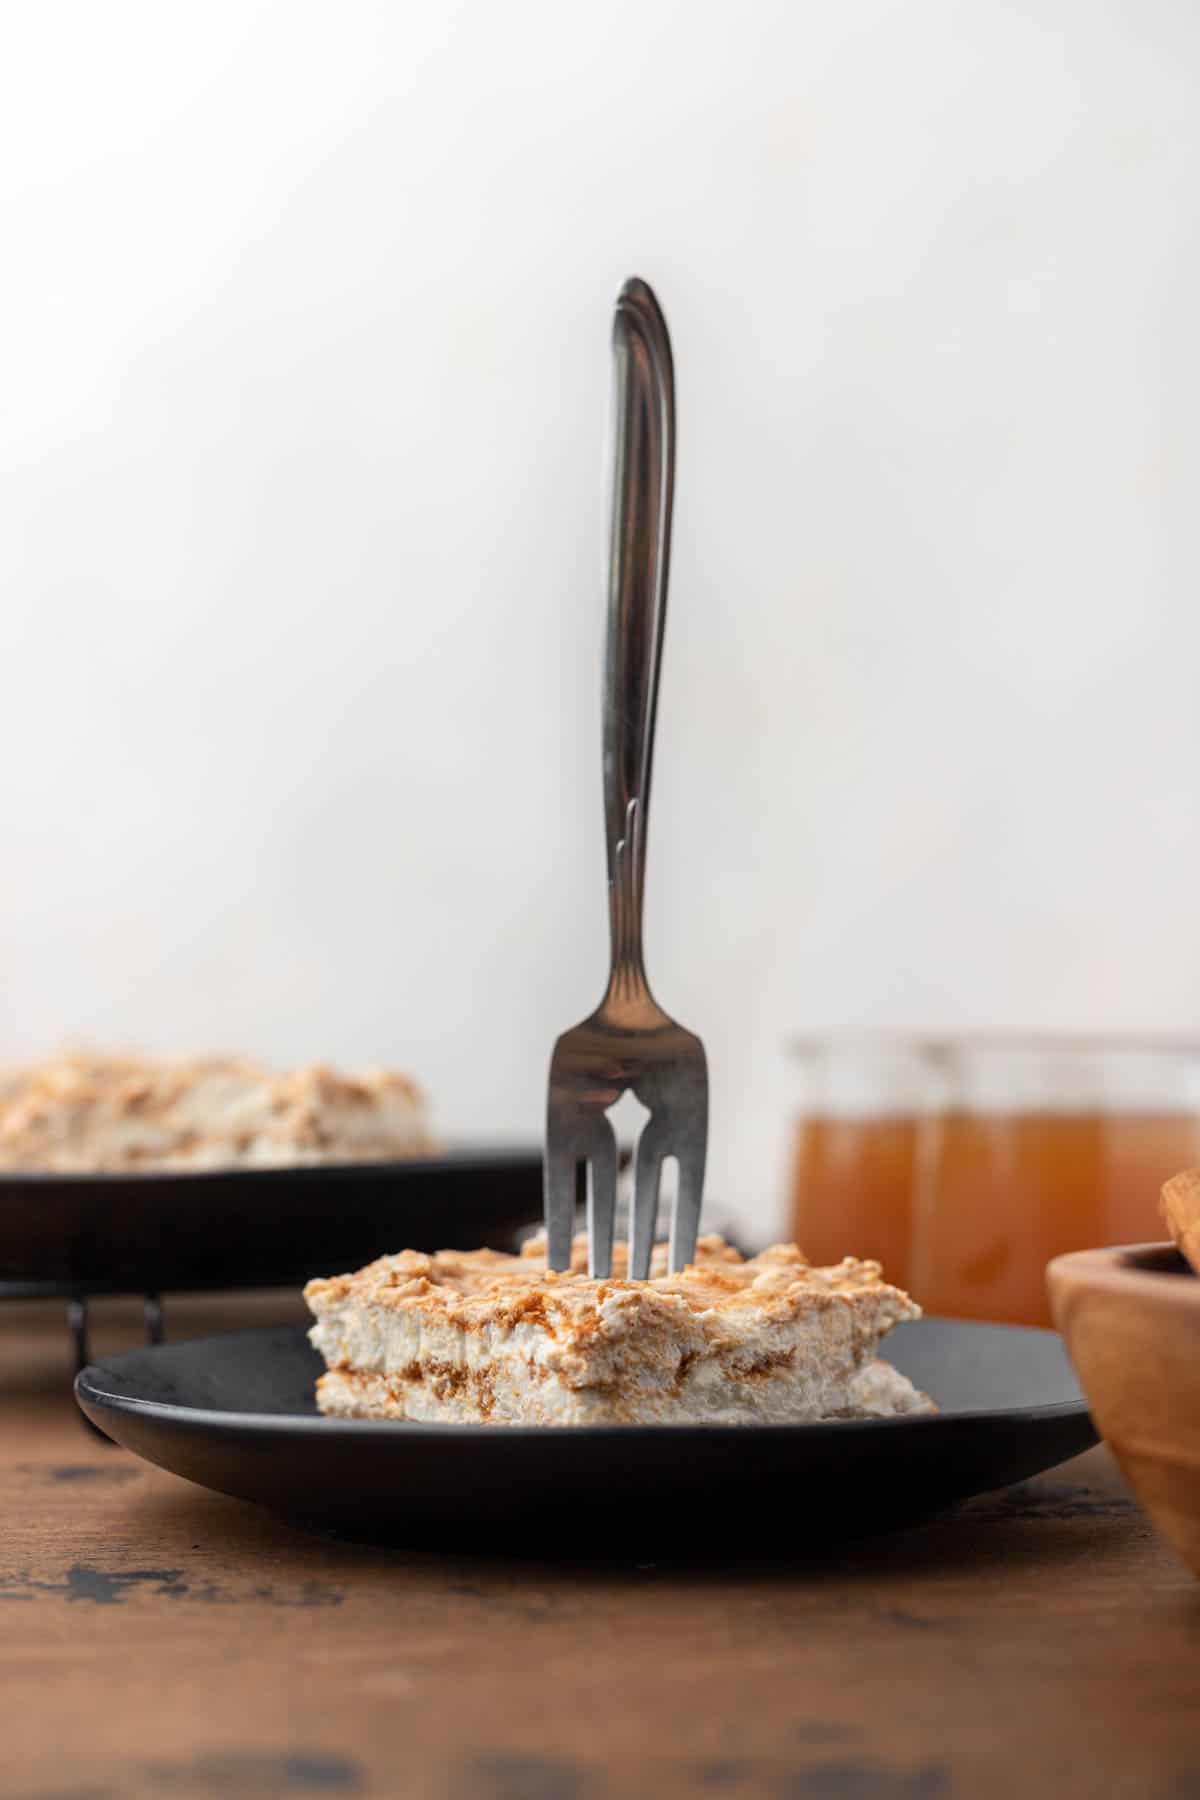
2 1291 1198 1800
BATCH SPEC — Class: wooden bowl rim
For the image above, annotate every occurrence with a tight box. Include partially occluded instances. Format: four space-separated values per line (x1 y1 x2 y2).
1047 1241 1197 1310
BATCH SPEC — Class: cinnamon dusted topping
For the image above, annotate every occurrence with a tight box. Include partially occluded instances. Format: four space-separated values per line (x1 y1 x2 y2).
305 1234 936 1427
305 1235 903 1331
0 1048 433 1172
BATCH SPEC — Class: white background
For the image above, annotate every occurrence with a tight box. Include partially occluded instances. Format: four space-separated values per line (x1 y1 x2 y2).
2 0 1199 1240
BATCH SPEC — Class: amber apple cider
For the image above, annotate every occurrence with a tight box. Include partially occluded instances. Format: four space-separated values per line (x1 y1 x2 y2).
790 1107 1200 1328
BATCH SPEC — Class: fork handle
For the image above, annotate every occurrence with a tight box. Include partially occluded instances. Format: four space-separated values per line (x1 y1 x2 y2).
603 278 675 1007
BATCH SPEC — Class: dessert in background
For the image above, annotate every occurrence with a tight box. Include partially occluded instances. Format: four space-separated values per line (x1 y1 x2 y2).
306 1233 933 1426
0 1049 432 1172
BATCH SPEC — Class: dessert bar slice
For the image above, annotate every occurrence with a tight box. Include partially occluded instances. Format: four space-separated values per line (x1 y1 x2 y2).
305 1234 933 1426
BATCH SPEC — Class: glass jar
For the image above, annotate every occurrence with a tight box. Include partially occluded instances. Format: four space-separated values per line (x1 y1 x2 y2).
789 1034 1200 1326
788 1035 945 1293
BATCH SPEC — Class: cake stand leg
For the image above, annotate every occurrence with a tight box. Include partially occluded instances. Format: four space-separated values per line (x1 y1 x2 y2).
68 1295 113 1443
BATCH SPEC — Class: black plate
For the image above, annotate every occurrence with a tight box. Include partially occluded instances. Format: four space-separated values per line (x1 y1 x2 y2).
76 1319 1096 1551
0 1149 542 1293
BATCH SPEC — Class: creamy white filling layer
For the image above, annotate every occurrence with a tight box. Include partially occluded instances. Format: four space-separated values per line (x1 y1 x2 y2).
314 1355 932 1426
308 1298 933 1426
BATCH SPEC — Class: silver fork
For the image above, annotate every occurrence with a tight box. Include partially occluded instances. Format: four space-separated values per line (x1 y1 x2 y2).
544 277 709 1281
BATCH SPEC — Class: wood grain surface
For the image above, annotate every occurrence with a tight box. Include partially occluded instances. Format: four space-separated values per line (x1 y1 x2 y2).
1 1291 1198 1800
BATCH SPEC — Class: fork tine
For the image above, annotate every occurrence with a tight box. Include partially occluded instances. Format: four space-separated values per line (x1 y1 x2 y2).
631 1120 666 1280
668 1135 706 1274
586 1122 619 1279
543 1135 578 1272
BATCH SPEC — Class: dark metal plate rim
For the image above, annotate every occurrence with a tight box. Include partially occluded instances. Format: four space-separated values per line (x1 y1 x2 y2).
0 1143 541 1190
75 1318 1093 1441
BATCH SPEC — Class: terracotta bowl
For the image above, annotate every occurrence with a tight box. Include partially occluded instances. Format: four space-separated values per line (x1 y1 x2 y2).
1048 1242 1200 1576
